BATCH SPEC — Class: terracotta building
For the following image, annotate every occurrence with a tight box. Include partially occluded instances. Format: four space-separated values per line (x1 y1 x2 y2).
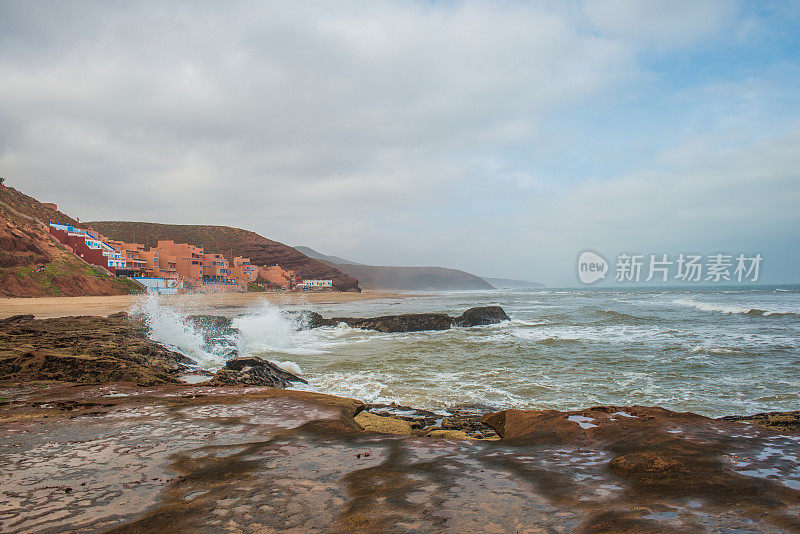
50 223 294 293
257 264 298 289
202 252 232 283
231 257 258 285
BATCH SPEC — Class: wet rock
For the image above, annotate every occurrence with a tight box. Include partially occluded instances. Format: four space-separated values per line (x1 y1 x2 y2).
425 429 478 440
210 356 307 387
297 311 331 329
361 402 498 439
0 315 195 386
354 412 414 435
453 306 510 327
609 451 685 477
304 306 510 333
720 410 800 433
331 313 453 333
0 314 35 325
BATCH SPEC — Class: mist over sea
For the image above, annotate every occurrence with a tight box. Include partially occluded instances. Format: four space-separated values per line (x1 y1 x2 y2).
138 287 800 418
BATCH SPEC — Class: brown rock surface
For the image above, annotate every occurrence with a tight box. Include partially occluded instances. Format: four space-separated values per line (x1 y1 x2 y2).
1 386 799 533
721 410 800 433
0 314 193 385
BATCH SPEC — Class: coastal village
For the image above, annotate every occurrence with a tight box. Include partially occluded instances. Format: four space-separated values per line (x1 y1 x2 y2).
48 221 333 294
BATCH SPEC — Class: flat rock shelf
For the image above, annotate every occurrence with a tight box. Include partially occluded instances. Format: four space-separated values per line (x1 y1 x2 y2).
1 384 800 533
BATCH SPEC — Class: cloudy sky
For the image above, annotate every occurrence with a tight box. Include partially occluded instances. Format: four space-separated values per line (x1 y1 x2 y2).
1 0 798 285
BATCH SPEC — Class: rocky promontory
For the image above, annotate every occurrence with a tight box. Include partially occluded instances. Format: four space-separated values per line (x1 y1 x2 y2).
210 356 308 387
305 305 510 332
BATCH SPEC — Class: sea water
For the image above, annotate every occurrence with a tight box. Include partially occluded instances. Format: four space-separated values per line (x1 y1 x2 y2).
135 287 800 417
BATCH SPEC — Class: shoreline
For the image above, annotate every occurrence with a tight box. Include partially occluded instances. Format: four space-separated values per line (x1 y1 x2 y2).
1 311 799 531
0 290 412 319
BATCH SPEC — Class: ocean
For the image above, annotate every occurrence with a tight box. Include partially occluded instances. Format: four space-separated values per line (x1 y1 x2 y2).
137 286 800 418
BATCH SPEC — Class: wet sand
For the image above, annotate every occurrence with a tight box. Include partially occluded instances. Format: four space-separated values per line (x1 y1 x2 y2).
0 290 410 319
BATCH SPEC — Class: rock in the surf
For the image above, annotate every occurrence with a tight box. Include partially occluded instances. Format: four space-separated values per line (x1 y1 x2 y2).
330 313 454 333
305 306 510 333
210 356 308 387
454 306 510 327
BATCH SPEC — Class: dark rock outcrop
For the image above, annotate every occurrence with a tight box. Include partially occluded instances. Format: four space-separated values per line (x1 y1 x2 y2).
330 313 454 333
720 410 800 433
210 356 307 387
0 314 194 385
454 306 510 327
296 311 329 329
306 306 510 333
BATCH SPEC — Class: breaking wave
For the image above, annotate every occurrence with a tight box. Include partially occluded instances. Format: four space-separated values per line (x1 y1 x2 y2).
673 298 800 317
131 295 307 374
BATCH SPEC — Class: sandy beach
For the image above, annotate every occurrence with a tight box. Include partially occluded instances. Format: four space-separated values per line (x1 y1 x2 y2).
0 290 409 319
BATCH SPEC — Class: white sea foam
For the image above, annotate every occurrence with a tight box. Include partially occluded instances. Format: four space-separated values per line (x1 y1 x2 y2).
270 360 304 376
674 298 800 316
132 295 224 369
132 295 309 374
691 345 736 354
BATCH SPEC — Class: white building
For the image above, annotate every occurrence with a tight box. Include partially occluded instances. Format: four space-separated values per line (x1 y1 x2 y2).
296 279 333 290
50 223 126 268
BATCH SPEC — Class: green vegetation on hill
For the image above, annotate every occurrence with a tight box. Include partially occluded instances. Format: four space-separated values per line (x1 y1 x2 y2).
0 185 143 297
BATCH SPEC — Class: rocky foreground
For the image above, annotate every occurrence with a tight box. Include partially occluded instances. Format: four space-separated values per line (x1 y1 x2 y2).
2 384 800 533
2 310 800 532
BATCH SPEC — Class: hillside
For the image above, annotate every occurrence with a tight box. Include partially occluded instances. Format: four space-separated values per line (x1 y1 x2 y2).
296 245 493 290
88 222 360 292
481 277 544 289
297 246 544 291
294 246 362 265
326 263 493 290
0 185 141 297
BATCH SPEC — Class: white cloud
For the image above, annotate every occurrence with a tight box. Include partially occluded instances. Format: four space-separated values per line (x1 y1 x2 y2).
583 0 740 50
0 1 797 284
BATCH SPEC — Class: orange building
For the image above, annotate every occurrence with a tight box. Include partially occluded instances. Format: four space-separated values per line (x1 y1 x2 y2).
202 252 232 283
150 240 205 282
51 222 293 292
258 264 298 289
231 257 258 285
107 240 150 276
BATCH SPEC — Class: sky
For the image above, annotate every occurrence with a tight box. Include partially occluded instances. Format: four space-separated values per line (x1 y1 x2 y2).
1 0 798 286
